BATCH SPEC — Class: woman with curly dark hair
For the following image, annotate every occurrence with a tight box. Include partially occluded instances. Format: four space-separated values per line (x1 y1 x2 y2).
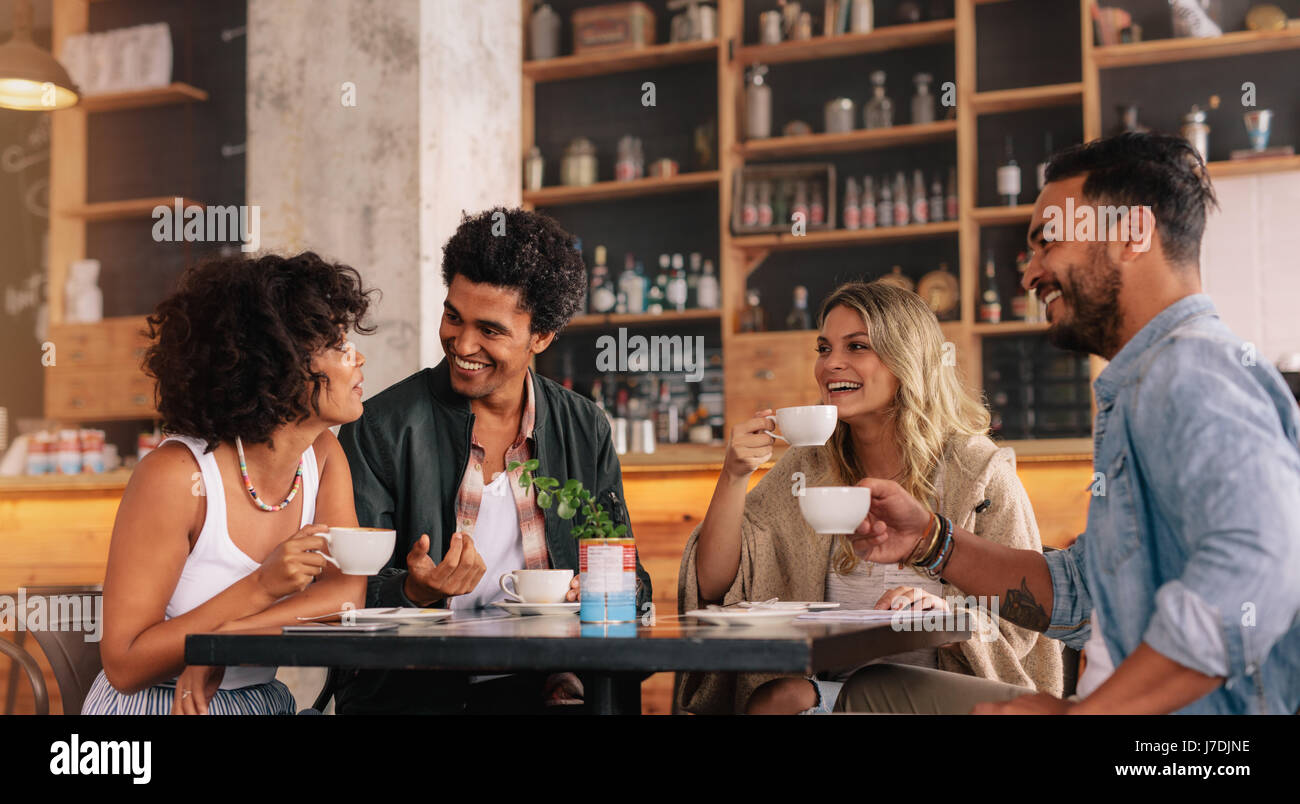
82 252 375 715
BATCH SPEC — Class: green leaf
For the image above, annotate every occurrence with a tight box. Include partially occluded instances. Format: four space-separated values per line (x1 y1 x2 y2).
520 475 533 489
613 524 628 537
507 461 521 472
579 489 591 501
525 459 540 471
563 478 581 492
557 499 577 519
537 490 553 509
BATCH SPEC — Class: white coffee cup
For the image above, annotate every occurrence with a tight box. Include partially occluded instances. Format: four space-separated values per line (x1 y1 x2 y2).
499 569 574 604
319 527 396 575
764 405 838 447
798 487 873 534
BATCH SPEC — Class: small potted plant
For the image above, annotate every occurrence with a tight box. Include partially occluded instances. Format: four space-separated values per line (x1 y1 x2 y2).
509 459 637 623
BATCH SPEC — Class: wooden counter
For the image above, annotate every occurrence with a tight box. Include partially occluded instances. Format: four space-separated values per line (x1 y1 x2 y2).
0 443 1092 714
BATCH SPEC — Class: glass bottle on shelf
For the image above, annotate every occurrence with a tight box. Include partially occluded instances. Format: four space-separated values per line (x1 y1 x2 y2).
979 251 1003 324
911 169 928 225
696 259 720 310
687 252 702 307
911 73 935 125
893 171 910 227
929 174 944 223
655 377 681 445
646 256 667 314
945 166 958 221
742 181 759 228
843 177 861 230
745 64 773 140
997 136 1021 206
773 180 789 227
810 182 825 227
877 176 894 227
619 252 645 313
667 253 688 312
861 175 877 229
792 181 809 227
589 244 616 313
757 181 774 227
740 287 767 333
864 70 893 129
786 285 812 330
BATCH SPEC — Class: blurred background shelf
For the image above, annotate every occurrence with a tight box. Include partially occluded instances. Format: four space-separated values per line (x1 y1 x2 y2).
524 172 720 206
1206 155 1300 179
523 39 717 82
76 82 208 113
736 120 958 159
60 196 205 221
1093 28 1300 69
567 309 721 329
971 82 1083 115
736 19 956 65
972 204 1034 225
734 221 960 252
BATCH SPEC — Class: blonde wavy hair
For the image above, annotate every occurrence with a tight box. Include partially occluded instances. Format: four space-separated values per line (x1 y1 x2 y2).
817 281 991 574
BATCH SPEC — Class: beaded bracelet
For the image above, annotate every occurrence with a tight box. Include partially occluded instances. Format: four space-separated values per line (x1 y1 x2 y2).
923 515 955 580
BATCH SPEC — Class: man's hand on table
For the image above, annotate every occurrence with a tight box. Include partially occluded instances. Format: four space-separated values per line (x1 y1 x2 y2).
402 531 487 606
566 576 580 602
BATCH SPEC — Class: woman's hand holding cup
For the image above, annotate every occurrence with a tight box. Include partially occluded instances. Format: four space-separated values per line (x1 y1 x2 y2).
723 409 777 482
253 524 330 599
848 478 933 564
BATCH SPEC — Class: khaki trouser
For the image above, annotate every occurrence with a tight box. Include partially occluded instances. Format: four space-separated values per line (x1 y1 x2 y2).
833 663 1030 714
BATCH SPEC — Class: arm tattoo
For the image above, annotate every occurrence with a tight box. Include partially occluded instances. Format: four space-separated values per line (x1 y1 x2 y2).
1001 577 1050 632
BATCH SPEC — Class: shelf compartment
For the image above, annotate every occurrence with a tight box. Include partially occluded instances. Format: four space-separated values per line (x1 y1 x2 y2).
60 197 206 222
736 19 956 66
1093 28 1300 69
77 82 208 113
1206 155 1300 179
567 309 721 329
524 172 719 206
523 40 718 82
734 220 959 252
971 204 1035 226
736 120 957 160
973 321 1050 335
970 82 1083 115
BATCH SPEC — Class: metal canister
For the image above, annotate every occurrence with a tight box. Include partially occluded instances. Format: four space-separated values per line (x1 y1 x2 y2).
824 97 856 134
1180 105 1210 163
529 3 561 60
524 146 545 190
759 10 783 44
745 64 772 140
561 137 597 186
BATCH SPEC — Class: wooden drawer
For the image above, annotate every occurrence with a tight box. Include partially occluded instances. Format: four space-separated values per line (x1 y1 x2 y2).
724 331 822 429
47 323 110 368
45 369 114 421
106 370 157 418
107 317 151 367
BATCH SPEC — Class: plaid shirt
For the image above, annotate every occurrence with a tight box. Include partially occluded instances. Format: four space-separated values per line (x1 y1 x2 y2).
453 370 550 569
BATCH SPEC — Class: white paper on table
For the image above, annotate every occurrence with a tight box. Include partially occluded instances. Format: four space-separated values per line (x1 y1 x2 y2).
795 609 913 622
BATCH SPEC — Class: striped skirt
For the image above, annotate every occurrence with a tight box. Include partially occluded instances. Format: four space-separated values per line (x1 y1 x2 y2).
81 670 295 715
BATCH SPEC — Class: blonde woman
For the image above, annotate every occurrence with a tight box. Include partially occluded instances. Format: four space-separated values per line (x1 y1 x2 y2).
675 281 1062 714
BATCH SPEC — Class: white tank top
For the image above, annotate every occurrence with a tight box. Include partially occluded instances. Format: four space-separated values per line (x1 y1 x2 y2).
161 434 319 688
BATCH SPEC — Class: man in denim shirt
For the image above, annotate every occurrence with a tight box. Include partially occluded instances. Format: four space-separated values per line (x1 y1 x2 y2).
837 133 1300 714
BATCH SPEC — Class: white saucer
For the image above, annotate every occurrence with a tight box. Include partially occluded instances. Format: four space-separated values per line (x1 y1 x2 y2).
687 608 803 627
727 601 840 611
492 601 580 616
350 607 453 624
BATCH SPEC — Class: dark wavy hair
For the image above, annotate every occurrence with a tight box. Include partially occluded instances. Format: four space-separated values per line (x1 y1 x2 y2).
144 251 376 452
441 207 586 334
1045 132 1218 268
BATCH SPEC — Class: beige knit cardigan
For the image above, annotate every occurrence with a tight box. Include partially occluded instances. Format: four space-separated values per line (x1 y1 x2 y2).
674 434 1064 714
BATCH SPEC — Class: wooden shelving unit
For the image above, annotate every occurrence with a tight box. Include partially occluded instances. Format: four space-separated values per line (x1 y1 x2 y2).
61 197 206 221
567 309 721 329
78 82 208 113
973 321 1049 335
733 220 960 253
523 39 718 82
736 120 957 159
524 172 719 206
971 82 1083 115
1206 154 1300 179
736 18 955 65
971 204 1034 225
1093 27 1300 69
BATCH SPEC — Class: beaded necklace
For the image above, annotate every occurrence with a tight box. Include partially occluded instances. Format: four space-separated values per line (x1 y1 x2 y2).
235 436 303 513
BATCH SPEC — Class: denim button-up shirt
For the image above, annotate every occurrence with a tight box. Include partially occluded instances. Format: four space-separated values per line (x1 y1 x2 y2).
1043 294 1300 714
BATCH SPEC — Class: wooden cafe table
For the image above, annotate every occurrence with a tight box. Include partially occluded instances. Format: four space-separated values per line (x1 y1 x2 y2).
186 609 971 715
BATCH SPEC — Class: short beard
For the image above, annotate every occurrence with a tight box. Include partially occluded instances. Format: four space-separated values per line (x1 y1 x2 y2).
1047 246 1123 359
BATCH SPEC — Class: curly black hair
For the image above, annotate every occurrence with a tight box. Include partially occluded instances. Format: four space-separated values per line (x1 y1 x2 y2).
144 251 376 452
441 207 586 334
